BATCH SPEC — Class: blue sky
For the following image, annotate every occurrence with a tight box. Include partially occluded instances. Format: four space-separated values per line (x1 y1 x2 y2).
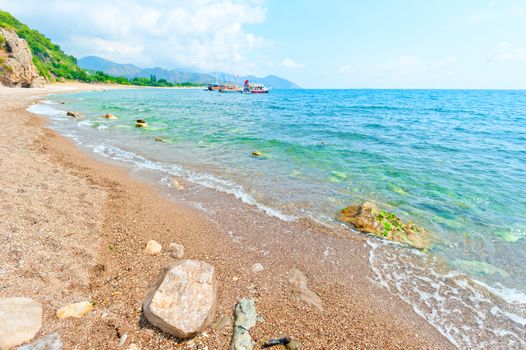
1 0 525 88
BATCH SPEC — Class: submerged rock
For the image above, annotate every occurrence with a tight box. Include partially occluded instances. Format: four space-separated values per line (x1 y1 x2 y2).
230 298 257 350
288 269 323 311
143 260 217 338
169 178 185 190
135 119 148 128
338 201 430 249
145 240 162 255
0 297 42 348
18 332 62 350
56 301 93 319
66 111 81 118
101 113 118 119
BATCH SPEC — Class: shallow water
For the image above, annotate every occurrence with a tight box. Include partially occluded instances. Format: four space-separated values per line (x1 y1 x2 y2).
31 88 526 348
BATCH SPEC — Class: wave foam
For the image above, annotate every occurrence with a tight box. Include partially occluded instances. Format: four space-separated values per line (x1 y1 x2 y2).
368 239 526 349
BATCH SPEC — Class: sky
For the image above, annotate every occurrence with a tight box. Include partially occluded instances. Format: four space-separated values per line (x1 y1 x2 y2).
1 0 526 88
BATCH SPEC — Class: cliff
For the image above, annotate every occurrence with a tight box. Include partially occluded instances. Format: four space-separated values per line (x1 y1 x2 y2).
0 27 45 87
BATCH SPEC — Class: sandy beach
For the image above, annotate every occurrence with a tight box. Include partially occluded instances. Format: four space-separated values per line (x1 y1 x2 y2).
0 83 455 349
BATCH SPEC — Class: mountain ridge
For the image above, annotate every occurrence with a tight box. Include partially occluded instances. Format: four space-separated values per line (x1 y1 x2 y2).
78 56 301 89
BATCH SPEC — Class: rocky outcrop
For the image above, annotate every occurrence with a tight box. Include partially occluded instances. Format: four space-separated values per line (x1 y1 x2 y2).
339 201 431 249
143 260 217 338
0 297 42 348
0 28 45 88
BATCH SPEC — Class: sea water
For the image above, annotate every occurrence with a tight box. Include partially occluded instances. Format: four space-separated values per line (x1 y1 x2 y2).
30 88 526 349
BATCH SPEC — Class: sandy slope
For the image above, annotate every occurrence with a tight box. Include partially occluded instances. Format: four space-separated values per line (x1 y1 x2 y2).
0 83 455 349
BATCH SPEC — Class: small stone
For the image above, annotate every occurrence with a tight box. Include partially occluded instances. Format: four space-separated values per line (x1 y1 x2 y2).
143 260 217 338
251 263 264 273
145 240 162 255
251 151 262 157
169 242 185 259
118 333 128 347
56 301 93 319
0 297 42 348
18 332 62 350
286 339 303 350
288 269 323 311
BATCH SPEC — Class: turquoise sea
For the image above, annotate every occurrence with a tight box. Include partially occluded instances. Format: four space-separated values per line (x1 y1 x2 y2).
32 88 526 349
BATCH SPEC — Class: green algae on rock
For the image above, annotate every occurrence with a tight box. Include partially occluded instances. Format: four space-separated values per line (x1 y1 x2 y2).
338 201 431 249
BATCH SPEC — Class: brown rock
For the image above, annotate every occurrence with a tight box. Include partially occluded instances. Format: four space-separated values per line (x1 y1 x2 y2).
135 119 148 128
101 113 118 119
143 260 217 338
67 111 81 118
56 301 93 319
338 201 430 249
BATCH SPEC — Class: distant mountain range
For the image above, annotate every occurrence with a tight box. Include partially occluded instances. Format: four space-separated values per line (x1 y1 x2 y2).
78 56 301 89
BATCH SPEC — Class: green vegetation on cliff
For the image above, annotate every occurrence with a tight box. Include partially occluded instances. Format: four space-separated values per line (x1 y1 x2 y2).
0 10 203 87
0 9 87 81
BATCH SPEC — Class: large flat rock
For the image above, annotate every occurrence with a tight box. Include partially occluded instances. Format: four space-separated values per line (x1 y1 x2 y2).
143 260 217 338
0 297 42 348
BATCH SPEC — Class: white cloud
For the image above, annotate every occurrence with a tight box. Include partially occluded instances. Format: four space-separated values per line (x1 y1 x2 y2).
487 42 526 62
373 55 458 76
435 56 459 66
375 56 422 72
0 0 268 74
280 58 304 69
338 64 352 74
467 13 486 22
512 5 525 16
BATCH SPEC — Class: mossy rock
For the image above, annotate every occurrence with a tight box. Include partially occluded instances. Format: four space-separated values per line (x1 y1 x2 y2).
339 201 431 249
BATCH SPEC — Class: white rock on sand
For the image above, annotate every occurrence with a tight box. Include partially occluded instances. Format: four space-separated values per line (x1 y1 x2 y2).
143 260 217 338
56 301 93 319
0 297 42 348
169 242 185 259
251 263 264 273
145 240 162 255
288 269 323 311
18 332 63 350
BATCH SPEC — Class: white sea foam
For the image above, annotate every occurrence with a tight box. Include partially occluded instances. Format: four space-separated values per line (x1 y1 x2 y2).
367 238 526 349
28 103 66 120
89 143 296 222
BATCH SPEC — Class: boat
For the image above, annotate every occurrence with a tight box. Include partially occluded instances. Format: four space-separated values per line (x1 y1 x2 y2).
207 83 222 91
249 83 270 93
219 84 242 93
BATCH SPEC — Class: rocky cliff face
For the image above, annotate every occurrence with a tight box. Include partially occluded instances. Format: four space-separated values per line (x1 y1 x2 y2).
0 28 45 87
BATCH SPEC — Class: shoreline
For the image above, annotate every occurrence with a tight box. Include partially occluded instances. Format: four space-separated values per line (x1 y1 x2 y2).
1 83 455 349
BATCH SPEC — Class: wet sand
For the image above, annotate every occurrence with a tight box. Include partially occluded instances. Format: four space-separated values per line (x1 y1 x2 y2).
0 83 455 349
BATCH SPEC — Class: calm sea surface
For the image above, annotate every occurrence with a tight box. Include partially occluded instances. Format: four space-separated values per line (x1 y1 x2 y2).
32 88 526 349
